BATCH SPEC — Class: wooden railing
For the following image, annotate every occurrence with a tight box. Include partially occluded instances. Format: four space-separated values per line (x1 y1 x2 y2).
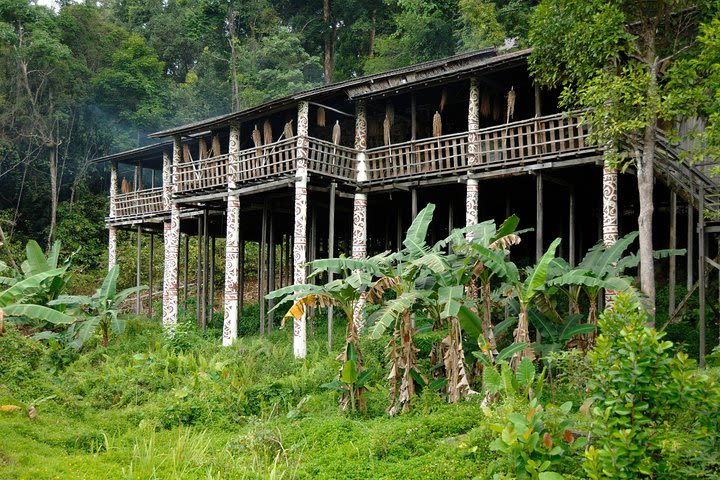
113 187 165 219
175 154 229 194
237 137 297 182
365 113 593 182
307 137 357 181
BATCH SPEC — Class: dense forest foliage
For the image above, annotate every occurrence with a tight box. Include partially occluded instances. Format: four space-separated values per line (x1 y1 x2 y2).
0 0 536 270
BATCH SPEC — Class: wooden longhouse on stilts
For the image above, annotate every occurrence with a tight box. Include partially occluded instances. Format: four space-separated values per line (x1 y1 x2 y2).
92 48 720 363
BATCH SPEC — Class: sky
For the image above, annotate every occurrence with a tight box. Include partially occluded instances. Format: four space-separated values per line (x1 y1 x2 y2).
32 0 59 10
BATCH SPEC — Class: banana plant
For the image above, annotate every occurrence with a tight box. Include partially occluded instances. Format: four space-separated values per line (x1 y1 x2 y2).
48 265 146 348
0 240 74 303
547 231 684 340
267 253 393 412
0 269 75 327
502 238 562 369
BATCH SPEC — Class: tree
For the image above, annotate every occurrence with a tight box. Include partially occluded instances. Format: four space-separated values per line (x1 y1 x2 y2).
529 0 717 318
456 0 506 52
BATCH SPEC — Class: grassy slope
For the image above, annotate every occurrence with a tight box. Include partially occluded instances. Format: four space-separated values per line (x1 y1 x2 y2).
0 320 505 480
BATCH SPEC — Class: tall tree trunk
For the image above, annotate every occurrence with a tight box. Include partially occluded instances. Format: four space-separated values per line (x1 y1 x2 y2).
637 40 660 321
369 11 376 57
323 0 334 84
47 145 58 251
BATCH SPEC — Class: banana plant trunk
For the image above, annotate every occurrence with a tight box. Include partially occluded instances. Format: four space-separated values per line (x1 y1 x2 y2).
443 316 472 403
387 310 420 415
510 305 535 370
481 283 498 356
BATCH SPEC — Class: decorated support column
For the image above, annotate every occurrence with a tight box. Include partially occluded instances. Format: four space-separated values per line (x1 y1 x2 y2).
465 78 480 239
352 101 368 329
162 140 181 332
602 160 619 305
293 101 309 358
108 161 118 270
223 124 241 346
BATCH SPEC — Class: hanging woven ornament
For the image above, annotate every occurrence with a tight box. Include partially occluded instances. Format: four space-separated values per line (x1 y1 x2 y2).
385 102 394 127
252 124 262 156
433 111 442 137
121 178 131 193
506 86 516 123
316 106 326 127
263 119 273 145
284 120 294 139
493 96 502 121
480 90 491 118
439 88 448 113
383 116 391 146
332 120 341 145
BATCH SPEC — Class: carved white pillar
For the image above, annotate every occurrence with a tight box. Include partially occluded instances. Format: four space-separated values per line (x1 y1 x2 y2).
223 124 241 346
465 179 479 240
108 161 118 270
293 101 309 358
352 101 368 329
602 160 619 305
162 138 181 332
465 78 481 241
467 77 480 167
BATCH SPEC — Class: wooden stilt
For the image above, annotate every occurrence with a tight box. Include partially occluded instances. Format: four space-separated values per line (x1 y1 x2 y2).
239 231 245 321
447 199 453 253
309 206 318 336
268 207 275 332
259 201 268 336
534 83 542 117
279 233 284 289
149 233 154 318
203 211 209 329
197 216 203 327
687 198 694 290
411 94 417 141
183 234 189 313
698 188 706 368
327 182 336 351
396 205 402 249
136 225 142 315
669 191 677 317
209 235 215 326
536 173 543 261
569 188 576 267
411 188 418 220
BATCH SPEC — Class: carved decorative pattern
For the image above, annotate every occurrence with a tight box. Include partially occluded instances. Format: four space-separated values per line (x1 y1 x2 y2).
465 179 479 239
109 161 118 217
162 151 171 211
602 162 618 306
228 124 240 187
162 205 180 332
172 136 181 189
467 78 480 167
223 195 240 346
108 227 117 270
296 101 309 170
352 194 368 259
355 101 367 151
293 97 309 357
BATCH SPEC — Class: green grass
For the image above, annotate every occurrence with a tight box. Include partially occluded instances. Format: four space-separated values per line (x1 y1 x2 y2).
0 319 508 480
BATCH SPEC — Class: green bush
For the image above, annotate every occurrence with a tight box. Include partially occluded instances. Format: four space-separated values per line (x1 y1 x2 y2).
584 294 720 479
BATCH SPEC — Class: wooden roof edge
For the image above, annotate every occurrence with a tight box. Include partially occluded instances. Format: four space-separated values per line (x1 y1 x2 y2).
148 47 519 140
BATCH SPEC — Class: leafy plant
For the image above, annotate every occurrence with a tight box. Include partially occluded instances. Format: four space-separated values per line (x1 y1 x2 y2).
487 398 586 480
320 343 374 413
47 265 146 348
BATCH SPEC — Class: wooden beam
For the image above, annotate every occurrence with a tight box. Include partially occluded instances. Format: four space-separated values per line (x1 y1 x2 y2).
411 94 417 141
136 225 142 315
268 207 275 332
259 201 268 336
687 198 694 290
698 188 706 368
196 216 203 327
536 173 543 261
669 190 677 317
183 234 189 313
569 188 576 267
148 233 154 318
411 188 418 220
202 210 209 329
327 182 336 351
209 235 215 327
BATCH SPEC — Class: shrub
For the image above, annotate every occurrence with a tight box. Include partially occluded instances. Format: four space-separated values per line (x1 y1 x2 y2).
583 294 720 479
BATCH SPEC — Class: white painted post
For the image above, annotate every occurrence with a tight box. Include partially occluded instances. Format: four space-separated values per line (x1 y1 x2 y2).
602 160 619 305
466 77 480 239
223 124 241 346
352 101 368 329
108 160 118 270
162 140 181 332
293 101 310 358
